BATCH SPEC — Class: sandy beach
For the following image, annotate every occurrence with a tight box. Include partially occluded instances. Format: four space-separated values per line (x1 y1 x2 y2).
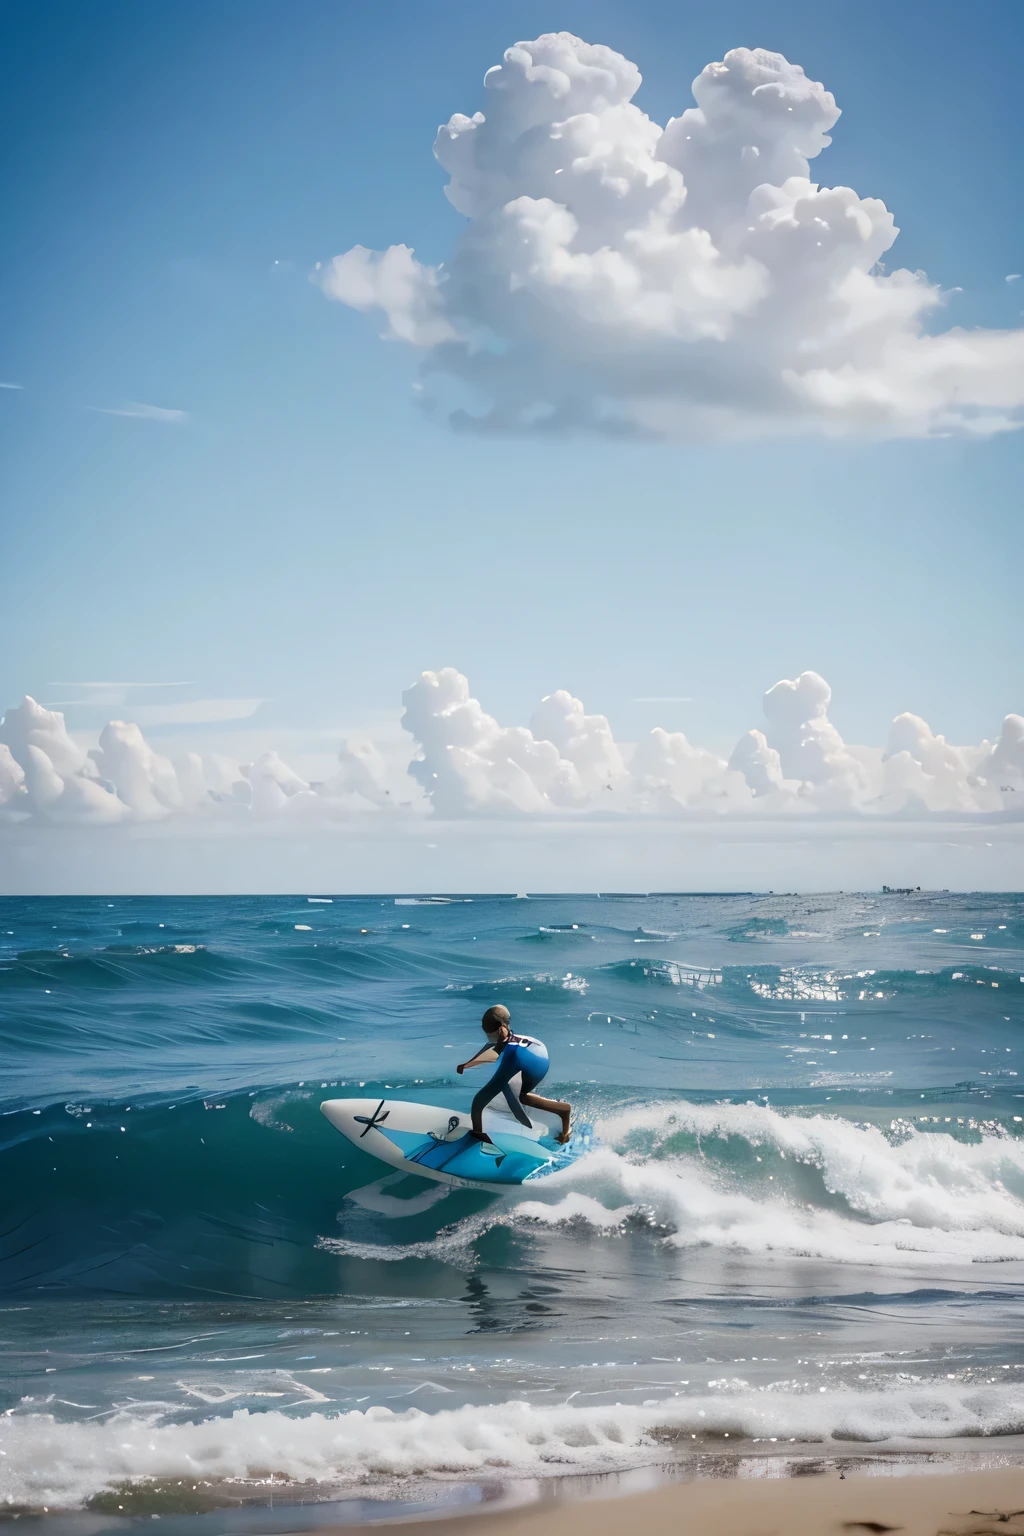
337 1466 1024 1536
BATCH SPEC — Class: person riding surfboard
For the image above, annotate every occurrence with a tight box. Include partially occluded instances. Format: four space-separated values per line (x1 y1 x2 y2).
456 1004 572 1144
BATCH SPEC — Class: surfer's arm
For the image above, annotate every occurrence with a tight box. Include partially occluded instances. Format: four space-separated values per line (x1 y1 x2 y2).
455 1047 498 1075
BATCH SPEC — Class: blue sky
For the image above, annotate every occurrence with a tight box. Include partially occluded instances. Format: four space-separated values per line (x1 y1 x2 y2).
2 0 1022 761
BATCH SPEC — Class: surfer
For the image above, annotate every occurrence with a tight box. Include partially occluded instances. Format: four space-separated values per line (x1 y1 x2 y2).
456 1004 572 1144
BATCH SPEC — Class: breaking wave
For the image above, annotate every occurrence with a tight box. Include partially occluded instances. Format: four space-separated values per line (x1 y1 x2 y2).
7 1091 1024 1296
319 1098 1024 1271
5 1381 1024 1510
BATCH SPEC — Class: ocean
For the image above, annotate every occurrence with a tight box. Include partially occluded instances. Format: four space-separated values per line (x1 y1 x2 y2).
3 890 1024 1527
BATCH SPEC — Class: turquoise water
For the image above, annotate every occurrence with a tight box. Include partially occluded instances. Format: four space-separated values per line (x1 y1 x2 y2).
3 891 1024 1516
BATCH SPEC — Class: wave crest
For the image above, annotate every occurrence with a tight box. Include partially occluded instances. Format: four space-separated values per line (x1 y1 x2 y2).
5 1383 1024 1510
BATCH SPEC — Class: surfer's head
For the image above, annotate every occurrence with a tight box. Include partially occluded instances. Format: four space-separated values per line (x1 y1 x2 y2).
481 1004 510 1045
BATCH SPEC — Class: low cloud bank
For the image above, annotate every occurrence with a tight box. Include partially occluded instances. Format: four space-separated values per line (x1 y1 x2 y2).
320 33 1024 440
1 671 1021 831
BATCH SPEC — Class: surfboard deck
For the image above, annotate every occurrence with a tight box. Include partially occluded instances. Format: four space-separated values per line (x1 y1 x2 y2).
320 1096 591 1188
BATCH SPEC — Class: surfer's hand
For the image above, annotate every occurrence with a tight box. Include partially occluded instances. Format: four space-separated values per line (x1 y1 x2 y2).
456 1063 465 1074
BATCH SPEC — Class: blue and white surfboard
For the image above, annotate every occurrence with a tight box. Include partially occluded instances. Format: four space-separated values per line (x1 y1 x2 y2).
320 1096 591 1188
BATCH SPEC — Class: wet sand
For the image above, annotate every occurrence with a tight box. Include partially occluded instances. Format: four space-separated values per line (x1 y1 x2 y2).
334 1466 1024 1536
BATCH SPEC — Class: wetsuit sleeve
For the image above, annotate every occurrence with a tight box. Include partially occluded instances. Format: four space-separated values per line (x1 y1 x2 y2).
460 1046 499 1069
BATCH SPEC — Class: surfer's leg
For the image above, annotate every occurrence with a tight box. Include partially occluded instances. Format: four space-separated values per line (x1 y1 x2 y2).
470 1052 520 1139
517 1049 572 1143
520 1090 572 1143
500 1080 534 1127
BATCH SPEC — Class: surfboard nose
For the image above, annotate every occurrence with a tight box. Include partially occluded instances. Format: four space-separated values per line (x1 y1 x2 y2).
320 1099 345 1134
320 1097 379 1134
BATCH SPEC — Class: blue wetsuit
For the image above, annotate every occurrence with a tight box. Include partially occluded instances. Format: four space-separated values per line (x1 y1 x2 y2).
472 1032 549 1127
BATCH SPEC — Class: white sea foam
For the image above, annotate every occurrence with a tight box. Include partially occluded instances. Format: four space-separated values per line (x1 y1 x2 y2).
535 1104 1024 1265
324 1103 1024 1269
5 1384 1024 1510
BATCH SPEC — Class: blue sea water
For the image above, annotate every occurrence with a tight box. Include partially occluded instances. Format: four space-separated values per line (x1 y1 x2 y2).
3 890 1024 1519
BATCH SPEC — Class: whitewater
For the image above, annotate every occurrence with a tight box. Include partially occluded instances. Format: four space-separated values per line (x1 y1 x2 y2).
2 890 1024 1517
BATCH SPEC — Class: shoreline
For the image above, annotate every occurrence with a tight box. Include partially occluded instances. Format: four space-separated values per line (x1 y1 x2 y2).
13 1448 1024 1533
338 1461 1024 1536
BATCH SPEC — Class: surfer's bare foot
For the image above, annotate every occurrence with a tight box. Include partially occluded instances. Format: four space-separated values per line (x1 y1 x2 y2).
469 1128 493 1143
520 1092 573 1145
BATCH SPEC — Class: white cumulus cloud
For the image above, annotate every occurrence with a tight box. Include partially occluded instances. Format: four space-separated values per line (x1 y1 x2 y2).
0 672 1020 833
728 729 785 798
762 670 867 799
240 751 312 814
401 668 593 814
324 739 402 807
631 727 738 810
89 721 182 819
881 713 977 813
980 714 1024 787
321 33 1024 440
0 743 28 816
0 698 127 824
397 667 1017 820
529 689 627 792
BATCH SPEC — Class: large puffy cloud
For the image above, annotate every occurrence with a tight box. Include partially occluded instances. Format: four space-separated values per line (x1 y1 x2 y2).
0 698 127 824
979 715 1024 795
401 668 592 814
89 721 182 820
321 34 1024 440
398 667 1018 820
631 727 740 810
1 695 93 780
0 675 1020 829
324 738 415 808
175 751 244 808
727 729 785 798
529 690 626 791
880 712 978 813
0 743 28 817
0 697 300 826
762 670 867 800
